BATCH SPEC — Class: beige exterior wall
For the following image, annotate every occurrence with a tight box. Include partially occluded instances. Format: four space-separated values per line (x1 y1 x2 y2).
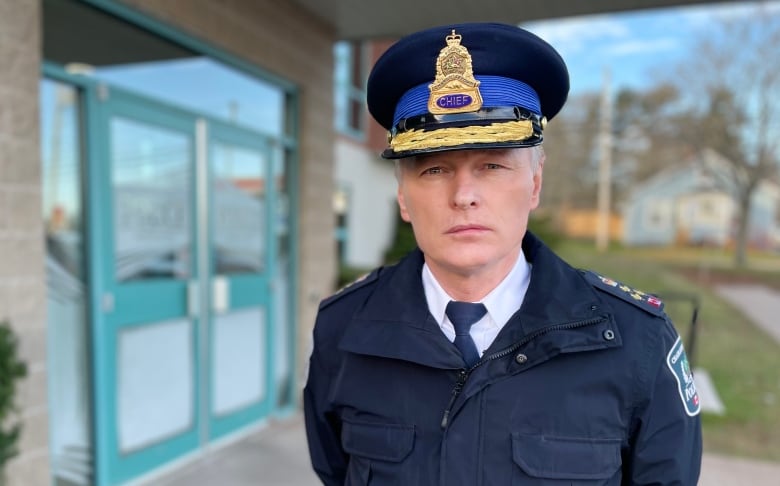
0 0 50 484
119 0 338 398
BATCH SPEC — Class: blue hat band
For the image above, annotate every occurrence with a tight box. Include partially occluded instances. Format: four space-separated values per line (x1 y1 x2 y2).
392 75 542 127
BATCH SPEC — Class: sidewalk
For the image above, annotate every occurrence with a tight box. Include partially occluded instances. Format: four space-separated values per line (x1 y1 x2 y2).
156 418 319 486
715 284 780 345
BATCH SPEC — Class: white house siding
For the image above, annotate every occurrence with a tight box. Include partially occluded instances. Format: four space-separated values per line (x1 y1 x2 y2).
623 169 693 246
335 138 398 269
623 159 779 249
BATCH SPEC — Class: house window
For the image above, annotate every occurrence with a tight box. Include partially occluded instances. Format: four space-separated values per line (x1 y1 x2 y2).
643 199 673 231
334 41 368 138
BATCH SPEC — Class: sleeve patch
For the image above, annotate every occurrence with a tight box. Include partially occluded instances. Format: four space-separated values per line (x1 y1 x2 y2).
582 270 665 316
666 336 701 417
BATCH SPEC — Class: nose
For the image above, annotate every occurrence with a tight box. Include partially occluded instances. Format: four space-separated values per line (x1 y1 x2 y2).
451 170 480 209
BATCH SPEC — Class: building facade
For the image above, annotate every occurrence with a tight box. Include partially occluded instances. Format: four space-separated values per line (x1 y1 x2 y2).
1 0 336 484
333 39 399 271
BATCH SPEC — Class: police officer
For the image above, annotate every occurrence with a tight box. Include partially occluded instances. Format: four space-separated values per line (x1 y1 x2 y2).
304 22 702 485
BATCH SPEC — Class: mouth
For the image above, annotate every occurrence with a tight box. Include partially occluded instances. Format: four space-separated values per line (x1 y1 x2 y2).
446 224 490 235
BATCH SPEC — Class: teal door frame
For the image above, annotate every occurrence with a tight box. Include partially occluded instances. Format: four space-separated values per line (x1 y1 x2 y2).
91 87 201 485
206 119 277 439
87 84 282 485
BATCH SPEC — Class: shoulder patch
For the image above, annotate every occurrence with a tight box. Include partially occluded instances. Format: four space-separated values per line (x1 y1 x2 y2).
667 336 701 416
319 268 381 310
581 270 665 317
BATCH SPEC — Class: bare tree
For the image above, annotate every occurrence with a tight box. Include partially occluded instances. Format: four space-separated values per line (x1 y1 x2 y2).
672 4 780 267
541 93 601 211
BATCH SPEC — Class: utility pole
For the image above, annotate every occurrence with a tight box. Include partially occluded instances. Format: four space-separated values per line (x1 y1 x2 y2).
596 68 613 252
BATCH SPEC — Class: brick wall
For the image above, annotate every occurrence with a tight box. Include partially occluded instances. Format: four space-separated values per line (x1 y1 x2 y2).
0 0 50 484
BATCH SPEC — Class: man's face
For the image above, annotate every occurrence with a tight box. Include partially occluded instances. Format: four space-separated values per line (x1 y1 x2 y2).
397 148 544 279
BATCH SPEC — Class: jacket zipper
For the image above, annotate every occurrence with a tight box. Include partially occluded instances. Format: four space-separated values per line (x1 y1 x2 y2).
440 316 608 429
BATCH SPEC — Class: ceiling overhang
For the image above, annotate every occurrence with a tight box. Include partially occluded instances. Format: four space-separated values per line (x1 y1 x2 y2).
291 0 733 39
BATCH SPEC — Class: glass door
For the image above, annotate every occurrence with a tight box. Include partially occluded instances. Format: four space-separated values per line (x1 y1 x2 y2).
91 89 201 485
89 87 286 485
207 120 275 438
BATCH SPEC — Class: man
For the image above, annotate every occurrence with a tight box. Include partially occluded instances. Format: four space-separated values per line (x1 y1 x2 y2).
305 22 702 485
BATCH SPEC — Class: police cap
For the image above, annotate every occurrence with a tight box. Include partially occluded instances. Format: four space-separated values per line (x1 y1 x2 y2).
367 22 569 159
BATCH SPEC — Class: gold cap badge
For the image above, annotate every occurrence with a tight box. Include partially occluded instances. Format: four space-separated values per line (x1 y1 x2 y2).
428 30 483 115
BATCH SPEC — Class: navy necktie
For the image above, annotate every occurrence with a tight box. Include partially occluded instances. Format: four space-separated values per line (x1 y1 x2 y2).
445 301 487 368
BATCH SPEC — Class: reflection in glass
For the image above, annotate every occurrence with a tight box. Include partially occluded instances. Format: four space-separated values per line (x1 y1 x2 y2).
111 117 192 281
212 142 266 274
41 78 93 485
96 57 284 137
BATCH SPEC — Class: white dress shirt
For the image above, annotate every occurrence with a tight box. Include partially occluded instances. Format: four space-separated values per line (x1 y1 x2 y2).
422 254 532 357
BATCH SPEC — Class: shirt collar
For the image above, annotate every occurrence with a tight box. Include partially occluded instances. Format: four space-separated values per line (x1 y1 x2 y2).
422 252 532 327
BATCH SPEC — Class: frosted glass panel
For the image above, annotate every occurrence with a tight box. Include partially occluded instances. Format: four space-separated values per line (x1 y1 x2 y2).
212 142 266 274
274 266 292 405
111 117 192 281
41 78 94 485
118 319 193 453
213 308 265 415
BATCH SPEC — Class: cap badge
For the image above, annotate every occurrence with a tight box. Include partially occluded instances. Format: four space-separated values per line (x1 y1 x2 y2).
428 30 483 115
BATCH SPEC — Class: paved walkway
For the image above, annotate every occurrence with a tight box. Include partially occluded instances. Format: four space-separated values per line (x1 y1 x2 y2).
715 284 780 345
150 283 780 486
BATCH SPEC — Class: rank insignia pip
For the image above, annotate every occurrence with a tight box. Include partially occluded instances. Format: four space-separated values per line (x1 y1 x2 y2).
582 270 665 316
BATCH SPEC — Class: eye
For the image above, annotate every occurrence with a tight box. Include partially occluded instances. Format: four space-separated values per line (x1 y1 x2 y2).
422 166 444 175
485 163 504 170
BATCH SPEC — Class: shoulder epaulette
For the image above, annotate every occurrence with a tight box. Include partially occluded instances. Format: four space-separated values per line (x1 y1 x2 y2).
319 267 382 310
581 269 665 317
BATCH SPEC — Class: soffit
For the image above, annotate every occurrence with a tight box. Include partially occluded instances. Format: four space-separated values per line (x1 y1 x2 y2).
290 0 732 40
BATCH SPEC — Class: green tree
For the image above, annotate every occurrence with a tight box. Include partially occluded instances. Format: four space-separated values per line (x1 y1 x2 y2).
0 320 27 476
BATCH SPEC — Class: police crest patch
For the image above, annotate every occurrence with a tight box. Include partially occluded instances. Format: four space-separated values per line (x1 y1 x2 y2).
666 336 700 416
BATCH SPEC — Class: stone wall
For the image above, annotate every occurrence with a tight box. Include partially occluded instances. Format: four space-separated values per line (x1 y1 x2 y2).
0 0 50 484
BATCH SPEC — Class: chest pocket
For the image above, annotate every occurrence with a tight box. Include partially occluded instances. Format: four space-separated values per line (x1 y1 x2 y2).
512 433 622 485
341 420 415 485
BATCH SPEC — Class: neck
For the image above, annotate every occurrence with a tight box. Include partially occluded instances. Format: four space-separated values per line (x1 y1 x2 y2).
427 250 522 302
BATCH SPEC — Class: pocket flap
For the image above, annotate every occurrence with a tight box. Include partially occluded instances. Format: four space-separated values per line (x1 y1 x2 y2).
512 433 621 480
341 420 415 462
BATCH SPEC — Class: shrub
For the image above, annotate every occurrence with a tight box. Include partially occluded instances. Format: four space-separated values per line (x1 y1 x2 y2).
0 320 27 473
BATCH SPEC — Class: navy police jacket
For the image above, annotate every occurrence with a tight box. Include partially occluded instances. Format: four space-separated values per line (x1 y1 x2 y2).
304 233 702 485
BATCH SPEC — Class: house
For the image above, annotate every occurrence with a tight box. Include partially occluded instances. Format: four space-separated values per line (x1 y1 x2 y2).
622 150 780 249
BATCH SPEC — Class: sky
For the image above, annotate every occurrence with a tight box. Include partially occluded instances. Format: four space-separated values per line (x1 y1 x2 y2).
521 0 780 97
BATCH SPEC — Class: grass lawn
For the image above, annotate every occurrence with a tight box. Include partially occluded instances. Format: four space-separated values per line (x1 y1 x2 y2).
556 239 780 462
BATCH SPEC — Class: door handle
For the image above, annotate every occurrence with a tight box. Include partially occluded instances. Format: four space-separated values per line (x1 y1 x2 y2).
187 280 199 318
212 276 230 314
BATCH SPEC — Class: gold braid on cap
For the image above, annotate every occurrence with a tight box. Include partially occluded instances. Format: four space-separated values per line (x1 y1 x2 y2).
389 120 534 152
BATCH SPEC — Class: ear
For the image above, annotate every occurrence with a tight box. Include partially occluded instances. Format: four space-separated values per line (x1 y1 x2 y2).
529 155 545 210
397 187 411 222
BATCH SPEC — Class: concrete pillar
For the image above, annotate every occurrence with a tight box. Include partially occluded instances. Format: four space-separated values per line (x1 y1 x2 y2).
0 0 50 484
